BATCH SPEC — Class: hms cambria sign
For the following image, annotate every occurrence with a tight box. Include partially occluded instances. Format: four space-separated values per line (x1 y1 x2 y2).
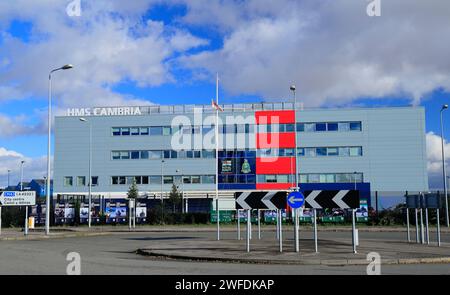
66 107 142 117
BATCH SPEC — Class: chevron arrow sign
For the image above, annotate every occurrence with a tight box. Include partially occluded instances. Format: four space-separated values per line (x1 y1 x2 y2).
235 191 286 210
303 190 359 209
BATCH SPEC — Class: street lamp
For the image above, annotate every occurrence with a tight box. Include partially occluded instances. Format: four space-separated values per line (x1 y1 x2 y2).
20 160 27 235
46 64 73 235
79 117 92 228
161 159 165 224
20 160 25 191
440 104 449 227
289 84 300 252
7 169 10 187
176 169 184 213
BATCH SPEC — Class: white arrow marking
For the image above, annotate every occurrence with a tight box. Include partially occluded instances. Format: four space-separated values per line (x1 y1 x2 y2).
236 192 252 209
305 190 322 208
332 190 350 209
262 191 277 210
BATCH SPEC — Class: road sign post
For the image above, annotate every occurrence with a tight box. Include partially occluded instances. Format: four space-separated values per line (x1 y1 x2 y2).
425 208 429 245
313 208 318 253
0 191 36 236
352 209 357 254
406 208 411 242
24 206 29 236
415 209 419 243
246 209 250 252
237 209 240 240
0 206 2 236
287 191 305 253
257 209 261 240
420 208 424 244
278 210 283 253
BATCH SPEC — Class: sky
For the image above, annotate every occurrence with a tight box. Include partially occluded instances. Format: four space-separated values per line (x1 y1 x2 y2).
0 0 450 193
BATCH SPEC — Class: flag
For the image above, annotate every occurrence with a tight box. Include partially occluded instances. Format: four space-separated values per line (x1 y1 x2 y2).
211 99 224 112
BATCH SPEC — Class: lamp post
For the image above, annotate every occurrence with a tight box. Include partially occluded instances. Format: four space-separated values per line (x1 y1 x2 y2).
46 64 73 235
20 160 28 235
7 169 10 187
20 160 25 191
79 117 92 228
161 159 165 224
290 85 300 253
440 104 449 227
176 169 184 213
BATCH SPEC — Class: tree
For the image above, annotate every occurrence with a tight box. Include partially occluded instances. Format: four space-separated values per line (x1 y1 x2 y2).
168 184 182 213
127 179 139 199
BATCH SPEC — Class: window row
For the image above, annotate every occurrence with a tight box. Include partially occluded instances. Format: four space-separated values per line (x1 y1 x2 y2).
111 121 362 136
112 150 215 160
111 175 215 185
299 173 363 183
64 176 99 187
297 146 363 157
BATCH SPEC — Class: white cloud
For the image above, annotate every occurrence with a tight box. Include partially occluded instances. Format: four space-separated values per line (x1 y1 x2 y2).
0 147 48 188
426 131 450 189
180 0 450 106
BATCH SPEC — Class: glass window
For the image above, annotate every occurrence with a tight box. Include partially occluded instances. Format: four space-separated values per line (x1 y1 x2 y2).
186 151 193 158
309 174 320 183
202 126 214 134
297 148 305 156
319 174 327 183
112 177 118 185
297 123 304 132
304 123 315 132
284 148 295 156
140 127 149 135
171 150 178 158
182 176 191 184
285 124 295 132
142 176 149 185
327 123 338 131
112 127 121 136
327 147 339 156
150 176 161 184
163 176 173 184
350 146 362 156
182 126 191 135
193 150 201 158
338 122 350 131
277 175 289 183
134 176 142 185
162 126 171 136
119 176 126 185
192 126 201 134
150 126 162 135
112 151 120 160
163 150 171 159
316 147 327 156
76 176 85 186
91 176 98 186
336 173 351 183
120 151 130 159
191 176 201 184
202 175 215 184
315 123 327 131
236 124 245 133
278 149 285 157
339 147 350 156
326 174 335 183
305 148 316 157
246 174 256 184
178 150 186 158
257 175 266 183
149 150 162 159
202 150 214 158
353 173 363 182
225 124 236 134
140 151 149 159
266 175 277 183
350 122 362 131
131 127 139 135
299 174 308 183
131 151 140 159
121 127 130 136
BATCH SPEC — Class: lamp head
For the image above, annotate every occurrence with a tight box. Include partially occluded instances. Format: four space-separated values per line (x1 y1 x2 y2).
79 117 87 122
290 85 296 91
443 104 449 110
61 64 73 70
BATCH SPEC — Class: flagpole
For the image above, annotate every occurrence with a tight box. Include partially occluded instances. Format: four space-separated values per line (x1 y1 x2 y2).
215 73 220 241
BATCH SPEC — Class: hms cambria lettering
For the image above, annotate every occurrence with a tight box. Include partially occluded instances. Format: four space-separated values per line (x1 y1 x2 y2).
66 107 142 117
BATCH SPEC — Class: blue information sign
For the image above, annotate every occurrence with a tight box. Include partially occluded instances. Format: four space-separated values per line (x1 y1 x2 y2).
287 191 305 209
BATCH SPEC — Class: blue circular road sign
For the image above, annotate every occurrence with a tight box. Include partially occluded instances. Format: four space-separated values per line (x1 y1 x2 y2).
287 191 305 209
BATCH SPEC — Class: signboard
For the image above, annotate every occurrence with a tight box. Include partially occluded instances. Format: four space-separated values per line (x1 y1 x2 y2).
0 191 36 206
304 190 359 209
235 191 286 210
406 194 442 209
287 191 305 209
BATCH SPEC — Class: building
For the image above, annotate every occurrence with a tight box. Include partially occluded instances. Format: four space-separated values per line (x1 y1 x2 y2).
53 103 428 216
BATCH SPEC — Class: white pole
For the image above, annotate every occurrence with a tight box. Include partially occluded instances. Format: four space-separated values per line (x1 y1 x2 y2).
215 73 220 241
406 208 410 242
237 209 240 240
257 209 261 239
0 206 2 236
420 208 424 244
425 208 429 245
128 199 131 230
440 107 449 227
352 209 357 253
415 209 419 243
88 122 92 228
246 209 250 252
279 210 283 252
276 210 279 240
25 206 28 236
46 73 52 236
313 208 318 253
295 208 299 252
436 206 441 247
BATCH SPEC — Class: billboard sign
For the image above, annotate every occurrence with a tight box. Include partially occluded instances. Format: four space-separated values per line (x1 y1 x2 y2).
0 191 36 206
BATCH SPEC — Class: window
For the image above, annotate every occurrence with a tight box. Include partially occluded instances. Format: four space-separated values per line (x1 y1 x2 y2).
163 176 173 184
131 127 139 136
150 126 162 135
304 123 315 132
316 147 327 156
327 123 338 131
162 127 171 136
284 148 295 156
77 176 86 186
149 151 162 159
350 122 362 131
315 123 327 131
193 150 201 158
339 147 350 156
202 175 215 184
182 126 191 135
91 176 98 186
319 174 327 183
327 147 339 156
126 177 134 185
186 151 193 158
285 124 295 132
349 146 362 156
163 150 171 159
336 173 351 183
140 151 149 159
202 150 214 158
112 151 120 160
120 151 130 159
297 123 304 132
338 122 350 132
119 177 126 185
299 174 308 183
182 176 191 184
305 148 316 157
297 148 305 156
192 126 201 134
142 176 149 185
134 176 142 185
112 177 119 185
202 126 214 134
277 175 289 183
140 127 149 135
191 176 201 184
131 151 140 159
266 175 277 183
112 127 121 136
309 174 320 183
171 150 178 158
150 176 161 184
121 127 130 136
64 176 73 186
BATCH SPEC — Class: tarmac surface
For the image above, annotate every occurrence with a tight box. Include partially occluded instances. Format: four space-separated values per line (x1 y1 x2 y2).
0 225 449 274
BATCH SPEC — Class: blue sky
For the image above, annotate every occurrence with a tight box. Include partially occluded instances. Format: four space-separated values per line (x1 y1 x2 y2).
1 0 450 190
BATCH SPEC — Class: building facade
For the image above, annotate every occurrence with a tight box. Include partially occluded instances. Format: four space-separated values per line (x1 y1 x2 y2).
53 103 428 211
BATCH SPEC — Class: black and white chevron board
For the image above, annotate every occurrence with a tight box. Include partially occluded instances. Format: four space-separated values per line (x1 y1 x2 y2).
303 190 360 209
235 191 286 210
